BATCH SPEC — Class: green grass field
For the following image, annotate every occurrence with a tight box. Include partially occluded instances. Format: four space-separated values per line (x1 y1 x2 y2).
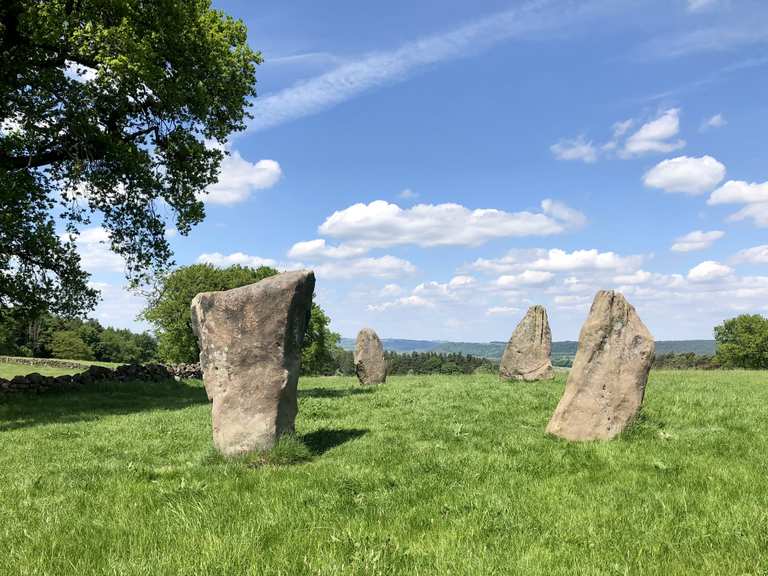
0 358 120 379
1 371 767 575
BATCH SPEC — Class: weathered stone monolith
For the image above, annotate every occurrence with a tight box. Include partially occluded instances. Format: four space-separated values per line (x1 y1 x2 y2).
190 270 315 456
546 290 654 441
354 328 386 385
499 305 555 381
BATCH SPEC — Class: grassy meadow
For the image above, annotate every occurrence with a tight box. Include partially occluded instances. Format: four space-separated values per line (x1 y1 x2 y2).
1 370 767 575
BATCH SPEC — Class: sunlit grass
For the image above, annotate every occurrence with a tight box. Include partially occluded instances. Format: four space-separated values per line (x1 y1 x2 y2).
1 371 767 575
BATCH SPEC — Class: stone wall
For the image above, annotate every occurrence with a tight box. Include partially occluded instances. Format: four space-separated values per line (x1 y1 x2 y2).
0 363 173 395
0 355 90 370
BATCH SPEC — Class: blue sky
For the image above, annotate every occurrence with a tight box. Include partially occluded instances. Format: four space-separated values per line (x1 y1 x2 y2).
81 0 768 342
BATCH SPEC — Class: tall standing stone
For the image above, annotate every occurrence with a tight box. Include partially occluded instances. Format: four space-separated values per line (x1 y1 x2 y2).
190 270 315 456
546 290 655 441
354 328 387 385
499 305 555 381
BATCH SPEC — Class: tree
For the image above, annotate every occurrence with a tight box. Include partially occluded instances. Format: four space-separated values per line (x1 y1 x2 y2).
1 0 261 316
301 305 341 376
714 314 768 369
143 264 342 375
51 329 94 360
142 263 276 363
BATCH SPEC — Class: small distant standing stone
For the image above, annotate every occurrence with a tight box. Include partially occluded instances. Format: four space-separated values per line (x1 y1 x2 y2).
190 270 315 456
499 305 555 381
354 328 387 385
546 290 655 441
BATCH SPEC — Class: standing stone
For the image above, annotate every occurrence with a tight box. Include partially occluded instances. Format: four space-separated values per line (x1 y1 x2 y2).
499 305 555 381
354 328 387 385
190 270 315 456
546 290 655 441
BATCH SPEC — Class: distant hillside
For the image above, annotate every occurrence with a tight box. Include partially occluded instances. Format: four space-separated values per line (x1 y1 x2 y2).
339 337 715 359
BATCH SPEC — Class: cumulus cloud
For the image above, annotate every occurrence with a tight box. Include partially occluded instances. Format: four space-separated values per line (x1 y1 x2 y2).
497 270 555 287
471 248 642 275
313 199 585 251
528 248 642 272
202 151 282 205
287 239 367 259
197 252 278 268
197 251 415 279
687 260 733 282
380 283 403 296
671 230 724 252
486 306 521 316
621 109 686 157
413 276 477 299
64 227 124 273
708 180 768 205
550 136 598 163
314 256 416 279
613 270 653 284
733 245 768 264
553 109 686 163
708 180 768 227
88 282 148 330
643 155 726 195
368 295 433 312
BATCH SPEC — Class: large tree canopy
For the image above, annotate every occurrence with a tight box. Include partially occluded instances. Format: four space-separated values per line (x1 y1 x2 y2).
714 314 768 370
1 0 260 317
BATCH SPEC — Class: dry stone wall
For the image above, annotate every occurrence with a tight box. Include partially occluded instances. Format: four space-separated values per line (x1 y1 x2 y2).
0 363 173 395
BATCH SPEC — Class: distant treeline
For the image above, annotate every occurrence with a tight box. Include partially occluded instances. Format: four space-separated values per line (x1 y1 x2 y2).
332 350 498 376
338 338 717 360
652 353 719 370
0 313 157 364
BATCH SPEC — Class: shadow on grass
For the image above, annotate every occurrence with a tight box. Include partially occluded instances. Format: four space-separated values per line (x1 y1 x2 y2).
300 428 368 456
0 379 209 432
300 387 373 399
204 428 368 469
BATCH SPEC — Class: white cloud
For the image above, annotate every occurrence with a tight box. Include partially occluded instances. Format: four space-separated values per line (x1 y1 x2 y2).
550 136 598 163
529 248 642 272
88 282 148 330
613 270 653 284
486 306 520 316
398 188 419 200
380 283 403 296
708 180 768 227
687 260 733 282
64 227 124 273
497 270 555 287
728 203 768 227
733 245 768 264
314 255 416 279
470 248 642 275
197 252 278 268
248 2 606 132
203 151 282 205
553 294 592 308
314 199 584 251
701 113 727 130
368 295 434 312
621 109 686 157
643 155 726 195
287 239 367 259
708 180 768 205
671 230 724 252
413 276 477 299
